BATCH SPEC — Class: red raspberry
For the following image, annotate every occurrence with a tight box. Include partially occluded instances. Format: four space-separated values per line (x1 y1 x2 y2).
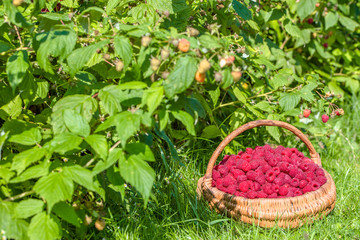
218 165 229 176
254 175 266 185
303 109 311 118
311 181 321 190
281 156 292 163
212 170 221 181
241 153 252 161
265 170 276 182
263 144 272 151
252 182 261 191
322 114 329 123
240 161 252 172
294 189 303 196
286 188 294 197
235 191 246 197
246 148 254 154
247 191 258 199
316 176 327 185
302 184 313 193
290 178 300 187
276 146 286 153
263 183 273 195
246 170 257 181
281 149 292 158
216 178 223 187
236 175 247 183
295 172 306 180
274 177 285 186
230 168 244 178
283 174 292 184
226 184 237 194
267 193 278 198
279 186 289 196
272 167 281 176
297 152 305 158
279 162 290 173
272 184 280 193
290 148 298 154
222 175 236 187
316 168 325 176
254 168 263 176
299 162 310 171
288 168 299 178
249 160 260 170
299 179 308 189
302 157 312 163
223 155 230 161
239 181 250 193
268 157 279 167
260 164 271 174
305 171 316 180
257 191 268 198
237 151 244 156
236 159 245 169
212 180 216 187
226 156 237 167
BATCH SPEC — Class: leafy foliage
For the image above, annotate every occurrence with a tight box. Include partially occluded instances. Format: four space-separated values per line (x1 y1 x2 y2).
0 0 358 239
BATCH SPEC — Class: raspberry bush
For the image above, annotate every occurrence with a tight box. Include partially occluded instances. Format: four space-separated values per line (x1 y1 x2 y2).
0 0 358 239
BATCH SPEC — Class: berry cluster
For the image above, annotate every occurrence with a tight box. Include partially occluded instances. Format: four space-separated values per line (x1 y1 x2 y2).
212 145 327 199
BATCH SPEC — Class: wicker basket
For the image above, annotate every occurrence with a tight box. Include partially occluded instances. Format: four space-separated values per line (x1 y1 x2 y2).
197 120 336 228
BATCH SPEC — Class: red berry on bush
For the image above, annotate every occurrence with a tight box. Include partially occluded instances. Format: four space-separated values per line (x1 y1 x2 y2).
303 109 311 118
323 43 328 48
307 18 314 24
178 38 190 52
322 114 329 123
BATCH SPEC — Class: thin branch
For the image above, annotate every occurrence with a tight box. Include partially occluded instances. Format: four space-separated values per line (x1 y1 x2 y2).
110 140 121 151
14 26 23 47
84 158 95 168
4 190 35 202
280 36 290 50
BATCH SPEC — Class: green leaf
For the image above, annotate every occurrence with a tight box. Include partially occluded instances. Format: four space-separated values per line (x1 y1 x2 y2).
233 87 247 104
159 109 169 131
208 87 220 108
221 68 233 89
33 172 74 212
35 26 77 74
0 40 13 53
114 36 133 69
6 50 30 92
284 20 303 39
164 56 197 97
0 95 22 120
266 114 280 142
279 92 301 111
296 0 316 20
201 125 221 139
98 85 123 116
28 212 60 240
253 56 276 70
3 0 31 28
245 104 265 118
247 20 260 31
67 40 109 76
171 110 196 136
339 15 360 32
14 199 44 219
325 11 338 30
85 134 108 159
254 101 274 112
118 81 148 90
0 202 30 240
52 202 80 227
142 86 164 114
125 143 155 162
264 9 283 22
8 127 42 146
93 148 123 176
119 154 155 202
232 0 252 20
63 109 90 137
271 69 292 89
198 34 222 49
10 161 50 183
44 133 83 154
11 147 46 175
300 86 315 101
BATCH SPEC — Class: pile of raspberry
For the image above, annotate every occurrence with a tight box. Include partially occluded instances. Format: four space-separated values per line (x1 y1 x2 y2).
212 145 327 199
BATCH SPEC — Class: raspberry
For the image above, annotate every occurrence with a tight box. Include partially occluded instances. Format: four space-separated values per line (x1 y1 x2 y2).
303 109 311 118
299 162 310 171
316 176 327 185
307 163 318 172
226 156 237 167
293 189 303 196
236 159 245 169
263 183 273 195
226 184 237 194
273 177 285 186
295 172 306 180
254 168 263 176
288 168 299 178
290 178 300 187
260 164 271 174
216 178 223 187
237 151 244 156
302 184 313 193
297 152 305 158
279 162 290 173
267 193 278 198
241 153 252 161
239 181 249 193
222 175 235 187
218 165 229 176
290 148 298 154
230 168 244 177
279 186 289 196
254 175 266 185
302 157 312 163
240 161 252 172
276 146 286 153
283 174 292 184
281 149 292 158
307 18 314 24
299 180 308 189
286 188 295 197
247 191 258 199
316 168 325 176
267 157 279 167
265 170 276 183
223 155 230 161
305 171 316 180
282 156 292 163
212 180 216 187
272 184 280 193
252 182 261 191
249 160 260 170
246 170 257 181
311 181 321 190
257 191 268 198
212 170 221 181
272 167 281 176
322 114 329 123
236 175 247 183
246 148 254 154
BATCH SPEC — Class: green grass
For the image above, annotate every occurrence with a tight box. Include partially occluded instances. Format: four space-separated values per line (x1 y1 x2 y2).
93 96 360 240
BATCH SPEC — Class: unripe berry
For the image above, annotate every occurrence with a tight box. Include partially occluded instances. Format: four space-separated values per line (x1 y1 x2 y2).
214 72 222 82
161 71 170 79
321 114 329 123
171 39 179 47
231 71 242 82
115 60 124 72
195 71 206 83
160 48 170 60
103 53 110 60
303 109 311 118
178 39 190 52
141 36 152 47
299 114 304 119
95 218 106 231
187 27 199 37
226 56 235 66
307 18 314 24
150 58 161 71
219 58 227 68
336 108 344 116
13 0 23 6
84 215 92 226
241 82 249 90
323 43 328 48
315 2 320 7
163 10 170 18
198 59 211 74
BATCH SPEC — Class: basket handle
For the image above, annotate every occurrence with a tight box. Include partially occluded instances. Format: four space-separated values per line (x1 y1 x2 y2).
204 120 321 178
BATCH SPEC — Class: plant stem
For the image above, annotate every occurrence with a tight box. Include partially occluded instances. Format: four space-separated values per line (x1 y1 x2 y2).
4 190 35 202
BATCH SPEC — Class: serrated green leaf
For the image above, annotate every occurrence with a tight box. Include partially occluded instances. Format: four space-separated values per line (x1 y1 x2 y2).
201 125 221 139
171 110 196 136
92 148 123 176
3 0 31 28
232 0 252 20
325 11 338 30
208 88 220 108
142 86 164 114
279 92 301 111
254 101 274 112
52 202 80 227
247 20 260 31
339 15 360 32
0 201 30 240
10 161 50 183
233 87 247 104
253 56 276 70
164 56 197 97
33 172 74 212
221 68 233 89
114 36 133 69
0 95 22 120
271 69 292 89
284 20 303 39
14 199 44 219
159 109 169 131
28 212 60 240
63 109 90 137
8 127 42 146
296 0 316 20
118 81 148 90
11 147 46 175
99 85 123 116
125 143 155 162
85 134 108 159
198 34 222 49
300 87 315 101
44 133 83 154
264 9 283 22
6 50 30 92
246 104 265 118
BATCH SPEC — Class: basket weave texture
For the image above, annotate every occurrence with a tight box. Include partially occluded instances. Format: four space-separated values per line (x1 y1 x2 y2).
196 120 336 228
